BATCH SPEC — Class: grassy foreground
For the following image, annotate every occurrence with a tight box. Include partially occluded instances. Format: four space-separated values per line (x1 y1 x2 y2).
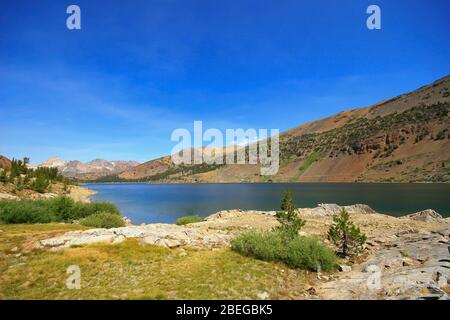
0 224 311 300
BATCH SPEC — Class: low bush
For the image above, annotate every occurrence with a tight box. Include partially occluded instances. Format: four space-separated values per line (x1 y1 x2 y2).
231 230 337 272
0 199 54 224
80 212 125 229
435 129 448 141
176 215 202 225
0 197 122 224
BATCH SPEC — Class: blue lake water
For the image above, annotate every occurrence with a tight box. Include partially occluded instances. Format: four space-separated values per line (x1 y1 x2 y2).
83 183 450 224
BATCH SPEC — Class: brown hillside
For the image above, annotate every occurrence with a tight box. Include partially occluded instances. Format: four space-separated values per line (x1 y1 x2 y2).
119 156 173 180
118 147 238 180
117 75 450 183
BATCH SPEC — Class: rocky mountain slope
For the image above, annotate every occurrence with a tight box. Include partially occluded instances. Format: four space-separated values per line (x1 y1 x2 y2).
114 75 450 183
38 157 139 180
117 147 232 181
118 156 172 180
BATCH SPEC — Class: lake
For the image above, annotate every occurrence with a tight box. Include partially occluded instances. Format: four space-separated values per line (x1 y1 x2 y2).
83 183 450 224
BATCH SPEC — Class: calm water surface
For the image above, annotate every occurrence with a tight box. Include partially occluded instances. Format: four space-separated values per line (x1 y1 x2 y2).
83 183 450 224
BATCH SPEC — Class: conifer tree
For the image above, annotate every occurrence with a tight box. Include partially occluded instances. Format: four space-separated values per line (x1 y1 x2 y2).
275 190 305 239
0 169 8 183
328 209 367 257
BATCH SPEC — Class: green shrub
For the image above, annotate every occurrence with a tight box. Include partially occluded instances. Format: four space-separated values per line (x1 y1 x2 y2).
68 200 121 220
0 199 54 224
328 209 367 257
176 215 202 225
435 129 447 141
231 231 336 272
232 190 336 271
0 197 122 224
80 212 125 229
50 196 76 221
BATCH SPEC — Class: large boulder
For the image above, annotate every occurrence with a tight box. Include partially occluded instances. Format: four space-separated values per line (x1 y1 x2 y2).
344 204 378 215
205 209 276 221
0 192 19 200
299 203 377 216
403 209 443 222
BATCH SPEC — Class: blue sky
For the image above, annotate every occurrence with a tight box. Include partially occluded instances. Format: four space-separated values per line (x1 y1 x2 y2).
1 0 449 164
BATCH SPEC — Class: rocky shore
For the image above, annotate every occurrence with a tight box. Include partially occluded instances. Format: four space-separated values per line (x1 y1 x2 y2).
0 183 95 203
31 204 450 300
35 204 390 251
35 223 232 250
316 228 450 300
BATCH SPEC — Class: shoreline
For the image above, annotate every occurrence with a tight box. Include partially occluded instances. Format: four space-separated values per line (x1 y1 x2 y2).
32 204 450 249
68 185 97 203
82 181 450 185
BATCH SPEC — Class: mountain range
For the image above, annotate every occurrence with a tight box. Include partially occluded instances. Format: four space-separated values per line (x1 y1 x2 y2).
112 74 450 183
37 157 140 180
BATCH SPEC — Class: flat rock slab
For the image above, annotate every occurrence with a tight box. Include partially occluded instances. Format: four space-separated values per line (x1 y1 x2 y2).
35 224 232 250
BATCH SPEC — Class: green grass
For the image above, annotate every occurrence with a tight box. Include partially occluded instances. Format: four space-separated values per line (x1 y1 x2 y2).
0 197 121 224
175 215 202 225
298 151 321 175
0 224 310 299
231 230 337 272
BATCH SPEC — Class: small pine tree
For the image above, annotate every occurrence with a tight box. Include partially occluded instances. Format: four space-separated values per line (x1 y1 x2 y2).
31 175 49 193
328 209 367 257
10 157 28 178
23 174 30 187
15 176 24 191
62 181 69 194
0 169 8 183
275 190 305 239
